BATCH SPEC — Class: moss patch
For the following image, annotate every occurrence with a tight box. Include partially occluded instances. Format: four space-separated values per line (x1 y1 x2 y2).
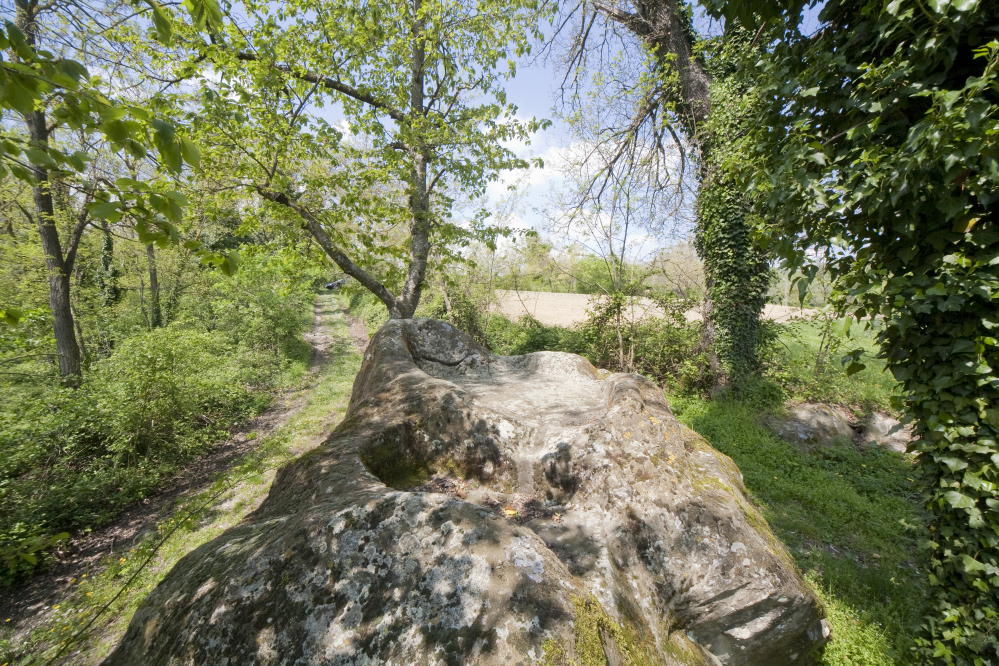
569 595 661 666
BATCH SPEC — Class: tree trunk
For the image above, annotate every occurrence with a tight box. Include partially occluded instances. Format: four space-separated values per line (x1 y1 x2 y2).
146 244 162 328
17 0 82 378
72 303 89 366
139 273 150 329
396 0 430 320
25 113 82 378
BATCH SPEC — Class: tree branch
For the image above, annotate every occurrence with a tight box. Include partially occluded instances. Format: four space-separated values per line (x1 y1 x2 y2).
236 52 406 123
64 193 92 274
255 187 399 314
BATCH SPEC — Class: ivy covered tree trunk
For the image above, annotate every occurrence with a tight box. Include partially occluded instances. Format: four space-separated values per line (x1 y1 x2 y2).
695 178 771 384
885 228 999 664
592 0 772 389
97 223 123 308
146 244 162 328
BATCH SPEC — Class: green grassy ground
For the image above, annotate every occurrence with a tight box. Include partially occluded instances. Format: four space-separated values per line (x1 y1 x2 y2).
768 318 901 414
672 395 929 665
0 296 362 666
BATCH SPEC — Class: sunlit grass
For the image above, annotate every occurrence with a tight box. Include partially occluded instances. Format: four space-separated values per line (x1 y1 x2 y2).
769 319 901 414
671 394 929 666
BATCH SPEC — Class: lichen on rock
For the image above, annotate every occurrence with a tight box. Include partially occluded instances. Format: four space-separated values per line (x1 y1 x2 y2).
103 319 829 666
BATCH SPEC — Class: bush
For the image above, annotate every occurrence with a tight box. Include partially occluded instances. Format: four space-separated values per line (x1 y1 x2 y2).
91 325 268 461
0 250 321 585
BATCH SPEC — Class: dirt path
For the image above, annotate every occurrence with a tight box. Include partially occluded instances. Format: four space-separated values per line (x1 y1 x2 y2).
340 304 370 354
0 294 347 630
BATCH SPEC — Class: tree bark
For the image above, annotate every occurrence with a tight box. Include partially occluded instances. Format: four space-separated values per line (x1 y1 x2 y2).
17 0 82 378
397 0 431 320
146 244 162 328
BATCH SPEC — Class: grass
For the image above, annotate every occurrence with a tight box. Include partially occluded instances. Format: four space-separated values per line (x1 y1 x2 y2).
0 295 362 666
670 394 929 666
768 318 901 415
342 288 390 336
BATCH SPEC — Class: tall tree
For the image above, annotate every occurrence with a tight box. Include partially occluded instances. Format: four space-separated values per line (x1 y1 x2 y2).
13 0 87 376
0 0 212 376
186 0 549 319
551 0 772 387
706 0 999 662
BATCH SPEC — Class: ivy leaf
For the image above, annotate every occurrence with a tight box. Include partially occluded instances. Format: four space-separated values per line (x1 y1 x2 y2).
846 361 866 376
944 491 976 509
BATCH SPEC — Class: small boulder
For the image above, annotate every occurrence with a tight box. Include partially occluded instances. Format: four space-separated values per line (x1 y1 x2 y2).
862 413 911 453
103 319 829 666
768 403 856 450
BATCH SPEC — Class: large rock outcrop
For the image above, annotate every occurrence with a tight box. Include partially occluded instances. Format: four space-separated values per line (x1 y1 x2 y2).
104 319 829 666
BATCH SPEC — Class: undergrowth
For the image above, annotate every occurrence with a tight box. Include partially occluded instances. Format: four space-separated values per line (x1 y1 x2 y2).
766 318 900 414
0 253 317 583
0 295 361 666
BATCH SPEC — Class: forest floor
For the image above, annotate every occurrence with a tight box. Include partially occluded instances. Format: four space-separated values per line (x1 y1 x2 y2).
491 289 818 327
0 294 365 666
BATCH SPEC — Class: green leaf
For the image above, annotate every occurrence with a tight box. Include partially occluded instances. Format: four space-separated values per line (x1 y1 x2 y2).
56 59 89 83
179 136 201 169
159 141 182 173
149 1 173 41
0 308 23 325
135 219 158 245
24 148 56 168
219 251 241 277
150 118 176 142
161 190 190 206
115 177 148 191
87 201 122 219
846 361 866 376
944 491 976 509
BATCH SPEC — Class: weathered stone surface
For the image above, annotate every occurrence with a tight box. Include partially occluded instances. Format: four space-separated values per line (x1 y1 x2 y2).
767 403 856 450
103 319 829 666
862 413 911 453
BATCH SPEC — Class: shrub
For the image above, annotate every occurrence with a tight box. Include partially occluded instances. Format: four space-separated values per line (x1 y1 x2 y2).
90 325 267 462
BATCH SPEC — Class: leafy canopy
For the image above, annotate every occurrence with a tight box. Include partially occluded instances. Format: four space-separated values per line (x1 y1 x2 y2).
183 0 550 315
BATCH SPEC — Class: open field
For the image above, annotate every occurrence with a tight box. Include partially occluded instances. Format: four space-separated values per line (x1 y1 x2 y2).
491 289 818 327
